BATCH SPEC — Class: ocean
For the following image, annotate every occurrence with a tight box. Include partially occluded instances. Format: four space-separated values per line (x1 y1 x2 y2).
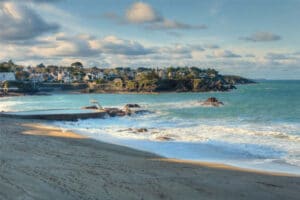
1 80 299 174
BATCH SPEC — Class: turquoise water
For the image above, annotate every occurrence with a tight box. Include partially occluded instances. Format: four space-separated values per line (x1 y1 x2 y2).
1 80 300 174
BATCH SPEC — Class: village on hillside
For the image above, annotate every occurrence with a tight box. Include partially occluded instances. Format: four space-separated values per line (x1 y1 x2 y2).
0 60 253 95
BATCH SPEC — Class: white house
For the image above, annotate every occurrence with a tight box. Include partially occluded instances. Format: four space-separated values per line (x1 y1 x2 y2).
95 72 104 79
83 73 93 81
29 73 44 82
158 70 167 79
63 76 72 83
57 72 65 81
0 72 16 82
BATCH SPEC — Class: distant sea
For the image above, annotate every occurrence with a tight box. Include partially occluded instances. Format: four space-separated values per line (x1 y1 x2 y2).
1 80 300 174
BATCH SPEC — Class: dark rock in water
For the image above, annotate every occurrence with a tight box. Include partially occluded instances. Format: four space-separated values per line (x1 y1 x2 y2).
124 104 141 109
156 136 173 141
104 108 127 117
202 97 224 107
81 105 99 110
136 128 148 133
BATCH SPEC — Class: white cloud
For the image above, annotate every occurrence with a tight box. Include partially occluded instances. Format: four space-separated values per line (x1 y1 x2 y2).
27 33 154 59
209 50 241 58
240 32 281 42
91 35 154 56
107 2 206 31
147 19 207 30
204 44 220 49
31 33 100 57
265 53 291 60
126 2 161 24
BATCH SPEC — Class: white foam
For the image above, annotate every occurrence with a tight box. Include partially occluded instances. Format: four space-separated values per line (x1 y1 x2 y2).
51 116 300 172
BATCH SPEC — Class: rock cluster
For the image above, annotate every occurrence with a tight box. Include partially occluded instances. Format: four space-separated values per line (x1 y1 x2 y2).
81 103 149 117
124 104 141 109
202 97 224 107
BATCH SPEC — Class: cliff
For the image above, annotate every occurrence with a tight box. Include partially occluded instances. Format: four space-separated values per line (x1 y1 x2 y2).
223 75 256 85
86 75 254 93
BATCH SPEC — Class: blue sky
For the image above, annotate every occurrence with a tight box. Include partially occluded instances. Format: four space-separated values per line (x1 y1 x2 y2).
0 0 299 79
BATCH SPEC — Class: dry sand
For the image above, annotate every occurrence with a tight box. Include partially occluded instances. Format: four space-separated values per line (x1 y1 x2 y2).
0 117 299 200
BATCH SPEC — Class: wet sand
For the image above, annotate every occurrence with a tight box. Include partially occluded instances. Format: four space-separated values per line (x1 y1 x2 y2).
0 117 299 200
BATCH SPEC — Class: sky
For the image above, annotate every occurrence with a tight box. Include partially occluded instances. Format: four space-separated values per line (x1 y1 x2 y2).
0 0 300 79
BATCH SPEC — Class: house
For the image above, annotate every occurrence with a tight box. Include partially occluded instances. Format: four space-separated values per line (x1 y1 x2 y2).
199 73 208 78
0 72 16 82
63 76 72 83
107 71 119 80
95 71 104 79
168 71 175 79
83 73 94 82
29 73 44 82
158 70 167 79
57 72 65 81
209 73 216 78
113 78 123 89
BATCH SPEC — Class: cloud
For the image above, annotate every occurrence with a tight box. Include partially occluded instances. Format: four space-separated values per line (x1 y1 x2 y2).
0 0 61 2
240 32 282 42
105 2 207 31
28 33 154 58
265 53 293 60
204 44 220 49
0 2 59 41
245 54 256 58
157 44 204 60
208 50 241 58
31 33 100 57
91 36 154 56
125 2 161 24
147 19 207 30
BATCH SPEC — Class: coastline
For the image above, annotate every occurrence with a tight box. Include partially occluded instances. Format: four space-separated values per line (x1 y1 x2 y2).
1 117 299 200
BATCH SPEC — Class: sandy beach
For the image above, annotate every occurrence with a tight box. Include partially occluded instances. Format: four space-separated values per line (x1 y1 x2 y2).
0 117 299 200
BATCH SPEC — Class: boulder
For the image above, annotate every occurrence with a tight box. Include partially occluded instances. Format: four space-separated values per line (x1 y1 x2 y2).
81 105 99 110
136 128 148 133
104 108 127 117
202 97 224 107
124 104 141 109
156 136 173 141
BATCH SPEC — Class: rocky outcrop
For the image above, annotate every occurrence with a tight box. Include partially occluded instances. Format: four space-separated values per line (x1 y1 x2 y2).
136 128 148 132
104 108 127 117
124 104 141 109
154 78 238 92
223 75 256 85
156 136 173 141
81 105 98 110
81 103 151 117
201 97 224 107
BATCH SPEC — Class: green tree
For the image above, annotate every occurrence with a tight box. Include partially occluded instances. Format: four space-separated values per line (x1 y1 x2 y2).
125 80 137 91
71 62 83 68
192 79 202 90
3 81 9 95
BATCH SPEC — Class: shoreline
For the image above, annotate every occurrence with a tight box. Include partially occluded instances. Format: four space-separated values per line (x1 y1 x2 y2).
31 123 300 177
1 117 300 199
0 90 226 97
0 85 246 98
56 124 300 177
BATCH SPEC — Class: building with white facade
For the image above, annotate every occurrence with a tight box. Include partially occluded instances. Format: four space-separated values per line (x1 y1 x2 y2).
0 72 16 82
